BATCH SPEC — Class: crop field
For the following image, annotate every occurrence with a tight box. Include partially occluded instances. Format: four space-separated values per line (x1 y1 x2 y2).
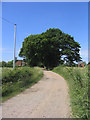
1 67 43 101
53 66 89 118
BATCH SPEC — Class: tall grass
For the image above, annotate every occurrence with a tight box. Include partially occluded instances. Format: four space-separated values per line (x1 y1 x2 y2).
0 68 2 102
2 67 43 102
53 66 88 118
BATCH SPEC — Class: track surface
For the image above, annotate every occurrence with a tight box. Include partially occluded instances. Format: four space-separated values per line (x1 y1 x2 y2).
2 70 71 118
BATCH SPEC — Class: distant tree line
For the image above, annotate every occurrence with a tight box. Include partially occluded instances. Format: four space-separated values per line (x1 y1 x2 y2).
0 58 17 67
19 28 82 69
0 61 13 67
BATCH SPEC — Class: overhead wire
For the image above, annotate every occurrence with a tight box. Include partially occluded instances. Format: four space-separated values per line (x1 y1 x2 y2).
0 17 15 25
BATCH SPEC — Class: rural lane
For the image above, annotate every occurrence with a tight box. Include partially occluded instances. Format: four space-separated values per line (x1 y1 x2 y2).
2 70 71 118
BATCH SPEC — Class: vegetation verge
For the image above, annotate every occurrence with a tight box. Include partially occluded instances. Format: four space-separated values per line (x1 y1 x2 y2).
53 66 88 118
1 67 43 102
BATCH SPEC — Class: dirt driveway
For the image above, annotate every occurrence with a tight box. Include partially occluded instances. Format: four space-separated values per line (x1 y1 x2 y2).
2 70 71 118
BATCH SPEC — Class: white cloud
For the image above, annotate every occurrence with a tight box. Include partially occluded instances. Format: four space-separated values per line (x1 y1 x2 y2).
79 49 88 63
80 49 88 58
17 49 20 55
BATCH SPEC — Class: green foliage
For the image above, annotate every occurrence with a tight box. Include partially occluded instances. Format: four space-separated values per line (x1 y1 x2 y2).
0 62 2 67
6 60 13 67
53 66 88 118
88 65 90 118
1 61 7 67
2 67 43 101
2 67 31 84
19 28 81 69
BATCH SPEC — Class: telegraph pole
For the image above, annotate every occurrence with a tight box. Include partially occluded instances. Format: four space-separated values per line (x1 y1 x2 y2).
13 24 16 70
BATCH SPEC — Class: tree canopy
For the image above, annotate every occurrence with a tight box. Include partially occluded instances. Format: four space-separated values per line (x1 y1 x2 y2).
19 28 81 69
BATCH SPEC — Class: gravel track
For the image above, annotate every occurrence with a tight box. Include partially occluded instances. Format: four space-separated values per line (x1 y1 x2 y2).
2 70 71 118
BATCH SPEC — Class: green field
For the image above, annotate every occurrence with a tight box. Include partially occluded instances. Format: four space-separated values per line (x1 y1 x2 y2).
1 67 43 102
53 66 89 118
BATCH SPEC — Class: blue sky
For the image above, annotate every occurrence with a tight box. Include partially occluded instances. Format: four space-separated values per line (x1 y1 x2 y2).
1 2 88 63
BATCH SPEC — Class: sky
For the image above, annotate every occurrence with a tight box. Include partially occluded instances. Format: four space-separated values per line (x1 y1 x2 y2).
1 2 88 63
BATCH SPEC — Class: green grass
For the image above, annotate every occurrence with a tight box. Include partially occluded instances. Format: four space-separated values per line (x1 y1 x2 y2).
1 67 43 102
53 65 89 118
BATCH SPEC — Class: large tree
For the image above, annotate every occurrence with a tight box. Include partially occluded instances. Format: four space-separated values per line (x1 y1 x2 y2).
19 28 81 69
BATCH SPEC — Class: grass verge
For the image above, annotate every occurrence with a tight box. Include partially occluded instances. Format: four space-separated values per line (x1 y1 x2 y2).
2 67 43 102
53 65 89 118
